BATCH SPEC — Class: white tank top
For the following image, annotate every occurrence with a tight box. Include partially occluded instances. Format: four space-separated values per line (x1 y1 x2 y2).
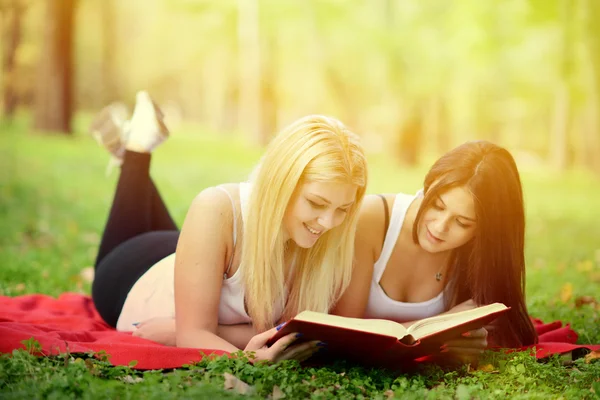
364 190 447 322
116 182 281 331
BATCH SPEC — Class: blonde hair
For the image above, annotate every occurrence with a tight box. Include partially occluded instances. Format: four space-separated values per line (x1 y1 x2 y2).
241 115 368 332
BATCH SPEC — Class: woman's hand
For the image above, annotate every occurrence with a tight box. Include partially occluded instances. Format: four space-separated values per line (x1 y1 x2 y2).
448 299 478 314
132 317 176 346
441 327 488 364
243 326 322 364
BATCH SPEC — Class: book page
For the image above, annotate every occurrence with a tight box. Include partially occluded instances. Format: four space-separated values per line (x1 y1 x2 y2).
406 303 508 340
294 311 409 339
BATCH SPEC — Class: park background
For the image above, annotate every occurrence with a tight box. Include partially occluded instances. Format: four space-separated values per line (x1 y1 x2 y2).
1 0 599 398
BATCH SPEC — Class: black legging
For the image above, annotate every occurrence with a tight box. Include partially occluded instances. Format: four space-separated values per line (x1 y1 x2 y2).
92 150 180 327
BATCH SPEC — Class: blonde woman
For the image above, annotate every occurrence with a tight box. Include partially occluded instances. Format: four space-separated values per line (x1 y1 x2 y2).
90 91 368 363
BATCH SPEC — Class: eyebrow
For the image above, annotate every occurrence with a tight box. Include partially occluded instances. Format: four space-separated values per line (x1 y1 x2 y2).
436 196 477 222
310 194 355 208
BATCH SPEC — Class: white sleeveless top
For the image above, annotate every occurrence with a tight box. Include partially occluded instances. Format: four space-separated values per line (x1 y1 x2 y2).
364 190 447 322
116 183 280 331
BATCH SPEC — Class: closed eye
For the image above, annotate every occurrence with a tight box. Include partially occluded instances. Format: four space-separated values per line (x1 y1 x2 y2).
308 199 327 209
456 219 472 228
432 202 444 211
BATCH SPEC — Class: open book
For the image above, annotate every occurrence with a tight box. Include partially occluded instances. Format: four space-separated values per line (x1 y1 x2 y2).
268 303 509 366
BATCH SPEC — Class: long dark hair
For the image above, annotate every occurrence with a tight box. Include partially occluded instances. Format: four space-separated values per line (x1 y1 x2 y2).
412 140 538 347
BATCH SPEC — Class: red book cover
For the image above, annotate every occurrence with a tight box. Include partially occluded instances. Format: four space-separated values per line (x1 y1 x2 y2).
267 305 510 366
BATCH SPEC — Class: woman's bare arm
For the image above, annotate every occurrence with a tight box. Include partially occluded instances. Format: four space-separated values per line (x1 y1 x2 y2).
331 195 385 318
133 318 255 349
174 187 241 352
217 324 257 349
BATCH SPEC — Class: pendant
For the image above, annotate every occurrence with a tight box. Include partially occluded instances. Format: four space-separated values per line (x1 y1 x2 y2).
435 272 443 282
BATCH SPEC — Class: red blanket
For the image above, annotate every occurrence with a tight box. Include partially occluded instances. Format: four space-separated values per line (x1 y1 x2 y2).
0 294 598 370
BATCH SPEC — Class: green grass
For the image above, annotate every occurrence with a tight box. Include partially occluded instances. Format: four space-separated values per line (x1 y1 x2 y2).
0 116 599 398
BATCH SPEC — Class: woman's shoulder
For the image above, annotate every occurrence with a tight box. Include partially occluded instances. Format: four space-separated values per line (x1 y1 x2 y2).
357 194 396 243
360 194 397 217
188 183 243 222
194 183 240 203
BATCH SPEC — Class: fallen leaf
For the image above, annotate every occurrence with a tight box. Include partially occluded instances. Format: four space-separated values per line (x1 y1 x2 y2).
533 258 546 270
84 359 100 376
575 296 598 308
477 364 497 372
270 385 285 400
584 351 600 364
560 283 573 303
384 389 395 398
576 260 594 273
223 372 254 395
466 363 499 374
82 232 100 245
67 221 80 235
120 375 143 384
80 267 95 283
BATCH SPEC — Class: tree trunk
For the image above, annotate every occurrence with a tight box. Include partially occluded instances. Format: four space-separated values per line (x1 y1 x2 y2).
396 103 422 166
100 0 118 105
585 0 600 175
549 0 575 170
0 0 26 119
33 0 76 134
550 81 570 170
260 34 277 143
237 0 261 144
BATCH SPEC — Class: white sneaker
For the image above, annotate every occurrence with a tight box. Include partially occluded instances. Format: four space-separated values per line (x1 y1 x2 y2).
89 102 130 160
125 91 169 153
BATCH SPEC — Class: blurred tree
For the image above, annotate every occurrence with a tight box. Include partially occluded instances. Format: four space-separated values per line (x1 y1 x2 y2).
397 106 423 166
238 0 262 144
33 0 76 134
584 0 600 175
550 0 575 170
260 32 277 142
0 0 28 119
100 0 118 104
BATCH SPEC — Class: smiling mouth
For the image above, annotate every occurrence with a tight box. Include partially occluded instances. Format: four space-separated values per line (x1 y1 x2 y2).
304 223 323 236
426 228 444 243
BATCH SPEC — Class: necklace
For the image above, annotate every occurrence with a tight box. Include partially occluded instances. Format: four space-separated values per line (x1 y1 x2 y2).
435 254 451 282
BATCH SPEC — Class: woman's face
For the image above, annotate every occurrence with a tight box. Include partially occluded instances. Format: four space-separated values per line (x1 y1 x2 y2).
283 181 358 248
417 185 477 253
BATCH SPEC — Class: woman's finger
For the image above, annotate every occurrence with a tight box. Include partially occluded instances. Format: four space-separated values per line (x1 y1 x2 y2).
444 327 488 347
462 328 488 338
276 341 320 362
294 347 322 363
268 332 302 354
444 346 485 356
245 325 283 350
444 338 488 349
275 339 318 360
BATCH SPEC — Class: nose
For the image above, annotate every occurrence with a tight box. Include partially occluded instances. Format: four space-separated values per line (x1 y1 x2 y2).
432 215 451 234
317 211 336 230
